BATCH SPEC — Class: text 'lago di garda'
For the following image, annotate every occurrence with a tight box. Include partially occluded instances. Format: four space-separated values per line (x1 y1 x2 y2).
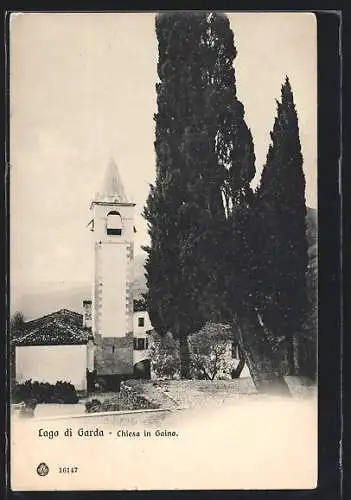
38 427 179 439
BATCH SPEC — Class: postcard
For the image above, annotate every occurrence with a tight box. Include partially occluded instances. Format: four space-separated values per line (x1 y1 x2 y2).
9 11 317 491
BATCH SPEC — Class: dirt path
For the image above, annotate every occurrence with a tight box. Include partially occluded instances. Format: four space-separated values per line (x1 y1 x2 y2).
125 380 180 409
126 377 316 410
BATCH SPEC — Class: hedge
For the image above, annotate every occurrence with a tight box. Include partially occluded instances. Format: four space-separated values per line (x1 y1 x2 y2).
12 380 79 404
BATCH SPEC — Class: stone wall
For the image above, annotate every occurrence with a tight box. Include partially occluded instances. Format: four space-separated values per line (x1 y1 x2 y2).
94 332 133 375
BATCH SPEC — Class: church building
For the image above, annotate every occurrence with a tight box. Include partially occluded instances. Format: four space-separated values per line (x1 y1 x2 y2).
87 158 151 388
14 159 152 392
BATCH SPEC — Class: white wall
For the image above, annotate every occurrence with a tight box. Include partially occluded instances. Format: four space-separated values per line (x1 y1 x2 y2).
87 340 95 372
92 203 135 242
133 347 150 365
16 345 88 391
133 310 152 337
223 342 251 378
83 301 92 329
99 242 127 337
132 311 151 365
91 203 134 338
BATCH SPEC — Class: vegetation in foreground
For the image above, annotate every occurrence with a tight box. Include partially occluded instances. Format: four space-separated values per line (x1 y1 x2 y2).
12 380 79 405
85 384 159 413
143 12 314 392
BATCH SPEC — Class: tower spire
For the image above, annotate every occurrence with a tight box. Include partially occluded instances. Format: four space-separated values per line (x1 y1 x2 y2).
95 157 129 203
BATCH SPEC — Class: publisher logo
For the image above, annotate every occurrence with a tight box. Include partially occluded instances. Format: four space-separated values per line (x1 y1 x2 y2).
36 462 49 476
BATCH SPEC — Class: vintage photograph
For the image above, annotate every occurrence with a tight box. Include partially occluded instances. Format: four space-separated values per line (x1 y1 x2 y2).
9 11 317 490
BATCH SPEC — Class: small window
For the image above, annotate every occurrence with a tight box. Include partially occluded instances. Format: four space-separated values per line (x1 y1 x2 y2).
134 338 146 350
107 228 122 235
138 317 145 327
107 211 122 236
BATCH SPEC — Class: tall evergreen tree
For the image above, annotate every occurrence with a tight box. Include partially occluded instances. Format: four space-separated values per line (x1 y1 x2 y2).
177 12 256 323
143 12 209 378
197 16 291 393
253 77 308 375
143 12 256 378
144 13 293 393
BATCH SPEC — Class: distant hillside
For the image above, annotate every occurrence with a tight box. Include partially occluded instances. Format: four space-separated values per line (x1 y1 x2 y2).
305 205 317 275
305 206 317 320
133 252 148 298
13 252 148 321
12 209 317 321
13 283 92 321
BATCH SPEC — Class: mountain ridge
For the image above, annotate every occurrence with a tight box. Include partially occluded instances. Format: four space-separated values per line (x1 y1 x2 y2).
12 208 317 321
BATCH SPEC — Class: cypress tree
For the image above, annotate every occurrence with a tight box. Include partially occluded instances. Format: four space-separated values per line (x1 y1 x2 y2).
178 12 257 324
143 12 255 378
199 16 290 393
144 13 293 393
254 77 308 375
143 12 209 378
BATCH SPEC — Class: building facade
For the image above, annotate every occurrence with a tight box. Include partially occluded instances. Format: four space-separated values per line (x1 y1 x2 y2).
14 309 94 392
13 160 152 393
87 159 151 387
133 310 152 378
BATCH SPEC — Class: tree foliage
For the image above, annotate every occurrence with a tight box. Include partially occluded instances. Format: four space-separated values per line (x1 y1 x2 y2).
143 12 255 377
10 311 26 339
189 322 233 380
238 78 308 371
149 331 180 379
144 14 307 392
253 77 308 362
12 380 78 404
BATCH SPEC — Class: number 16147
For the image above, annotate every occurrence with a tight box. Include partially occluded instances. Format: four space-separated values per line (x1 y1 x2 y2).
59 466 79 473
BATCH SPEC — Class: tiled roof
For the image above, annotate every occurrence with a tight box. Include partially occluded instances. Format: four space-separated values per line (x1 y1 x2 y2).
14 309 92 346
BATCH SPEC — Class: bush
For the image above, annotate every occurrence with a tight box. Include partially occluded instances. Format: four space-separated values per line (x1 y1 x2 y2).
12 380 79 404
16 398 38 418
149 331 180 379
24 398 38 409
189 323 234 380
85 399 102 412
85 385 159 413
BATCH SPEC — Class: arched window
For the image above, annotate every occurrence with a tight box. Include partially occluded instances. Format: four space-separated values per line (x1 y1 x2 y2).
106 211 122 235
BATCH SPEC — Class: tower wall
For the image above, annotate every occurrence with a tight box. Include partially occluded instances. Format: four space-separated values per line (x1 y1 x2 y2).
90 201 135 377
82 300 92 329
98 242 127 337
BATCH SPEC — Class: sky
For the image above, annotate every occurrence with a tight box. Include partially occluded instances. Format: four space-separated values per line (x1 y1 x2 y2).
10 12 317 304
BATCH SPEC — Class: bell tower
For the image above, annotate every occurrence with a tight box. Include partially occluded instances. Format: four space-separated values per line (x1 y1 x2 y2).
88 158 135 383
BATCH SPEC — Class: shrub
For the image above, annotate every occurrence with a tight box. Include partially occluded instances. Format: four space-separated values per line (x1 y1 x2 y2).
24 398 38 410
85 399 102 412
16 398 38 418
85 385 159 413
51 381 78 403
149 331 180 379
189 323 234 380
12 380 78 404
